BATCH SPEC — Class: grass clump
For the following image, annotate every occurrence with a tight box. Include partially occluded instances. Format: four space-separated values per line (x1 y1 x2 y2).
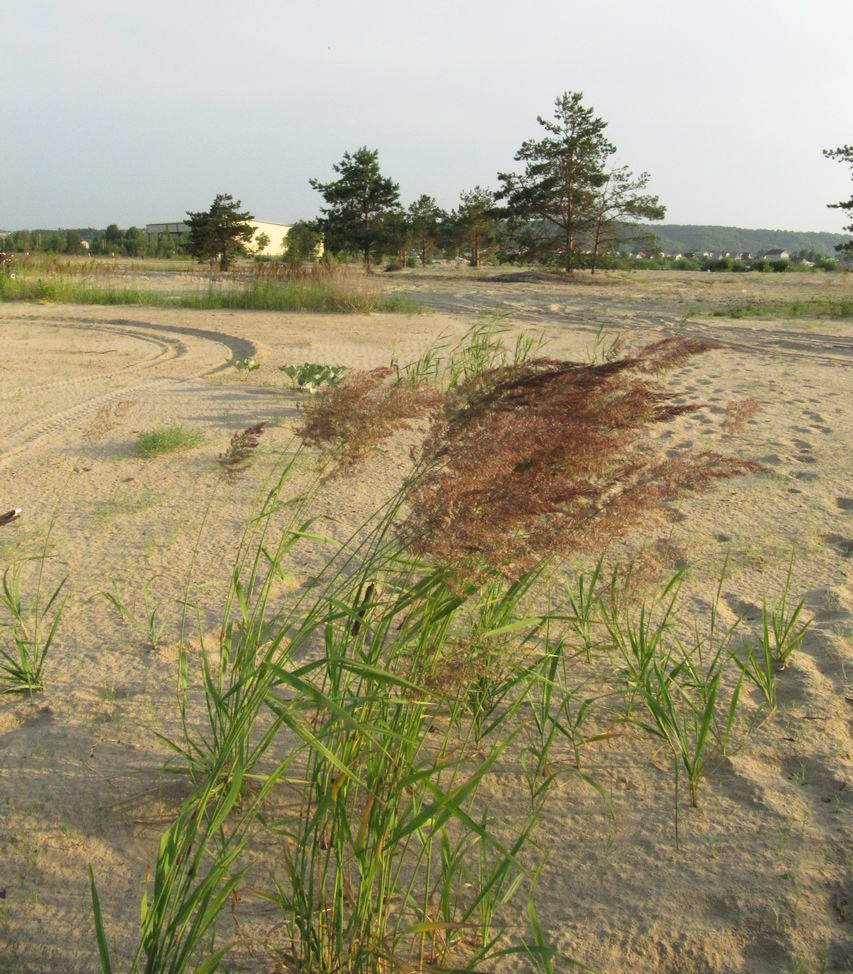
0 260 420 314
136 425 203 458
0 542 66 693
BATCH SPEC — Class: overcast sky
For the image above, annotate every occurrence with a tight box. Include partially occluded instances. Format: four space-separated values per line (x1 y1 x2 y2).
2 0 851 233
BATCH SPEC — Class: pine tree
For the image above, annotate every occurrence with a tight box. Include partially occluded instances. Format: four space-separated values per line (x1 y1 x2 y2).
498 92 615 271
588 167 665 273
824 145 853 255
185 194 254 270
408 195 446 266
310 147 400 271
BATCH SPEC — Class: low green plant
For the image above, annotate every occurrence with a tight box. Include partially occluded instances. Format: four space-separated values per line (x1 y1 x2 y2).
0 554 66 693
585 324 625 365
136 425 204 458
730 554 810 711
280 362 348 394
763 553 811 669
231 356 259 371
103 576 167 651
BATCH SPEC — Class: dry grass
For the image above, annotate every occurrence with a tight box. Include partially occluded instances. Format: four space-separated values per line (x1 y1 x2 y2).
218 421 268 478
296 337 765 587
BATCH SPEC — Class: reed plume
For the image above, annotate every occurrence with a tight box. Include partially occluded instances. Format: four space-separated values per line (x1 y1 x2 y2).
296 337 764 585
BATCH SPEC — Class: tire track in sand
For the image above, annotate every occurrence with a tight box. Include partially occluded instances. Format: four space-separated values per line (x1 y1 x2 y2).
0 316 258 466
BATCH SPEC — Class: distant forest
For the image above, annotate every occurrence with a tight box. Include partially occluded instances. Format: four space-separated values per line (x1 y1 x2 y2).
649 225 852 256
3 222 851 266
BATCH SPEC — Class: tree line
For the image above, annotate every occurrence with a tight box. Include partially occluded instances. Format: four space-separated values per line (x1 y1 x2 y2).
7 94 851 272
1 224 190 259
306 91 664 272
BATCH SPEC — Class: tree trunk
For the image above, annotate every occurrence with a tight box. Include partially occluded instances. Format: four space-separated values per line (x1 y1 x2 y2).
471 229 481 268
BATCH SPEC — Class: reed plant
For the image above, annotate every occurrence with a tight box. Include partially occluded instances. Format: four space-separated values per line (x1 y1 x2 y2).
302 336 764 586
257 553 566 972
602 569 684 715
103 576 167 651
0 554 66 692
88 330 785 973
0 516 66 694
561 556 607 662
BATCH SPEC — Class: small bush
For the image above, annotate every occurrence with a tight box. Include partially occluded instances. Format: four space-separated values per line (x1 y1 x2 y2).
136 425 203 458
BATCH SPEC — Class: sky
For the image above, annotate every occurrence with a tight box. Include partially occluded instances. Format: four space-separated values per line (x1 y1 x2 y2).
1 0 851 234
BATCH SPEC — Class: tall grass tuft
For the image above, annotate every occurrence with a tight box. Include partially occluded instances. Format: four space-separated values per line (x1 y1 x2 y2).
0 556 66 693
0 259 419 314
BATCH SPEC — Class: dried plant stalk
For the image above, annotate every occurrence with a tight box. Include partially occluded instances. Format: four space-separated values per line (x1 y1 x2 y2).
721 397 761 435
297 367 443 467
218 421 267 478
295 337 765 586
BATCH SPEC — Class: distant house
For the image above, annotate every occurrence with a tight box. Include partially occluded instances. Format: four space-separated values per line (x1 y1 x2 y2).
763 248 790 262
145 220 292 256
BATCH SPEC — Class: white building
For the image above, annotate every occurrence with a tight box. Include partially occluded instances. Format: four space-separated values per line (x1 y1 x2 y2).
145 220 292 256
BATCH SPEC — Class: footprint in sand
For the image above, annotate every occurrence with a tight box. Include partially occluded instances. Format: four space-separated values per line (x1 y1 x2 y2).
725 596 762 623
825 534 853 558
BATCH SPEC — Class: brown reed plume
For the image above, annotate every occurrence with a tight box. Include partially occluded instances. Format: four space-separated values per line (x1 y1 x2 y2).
721 397 761 435
297 367 443 467
218 421 267 478
296 338 765 585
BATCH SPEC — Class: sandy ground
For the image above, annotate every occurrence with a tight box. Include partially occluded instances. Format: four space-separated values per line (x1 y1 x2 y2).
0 268 851 973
